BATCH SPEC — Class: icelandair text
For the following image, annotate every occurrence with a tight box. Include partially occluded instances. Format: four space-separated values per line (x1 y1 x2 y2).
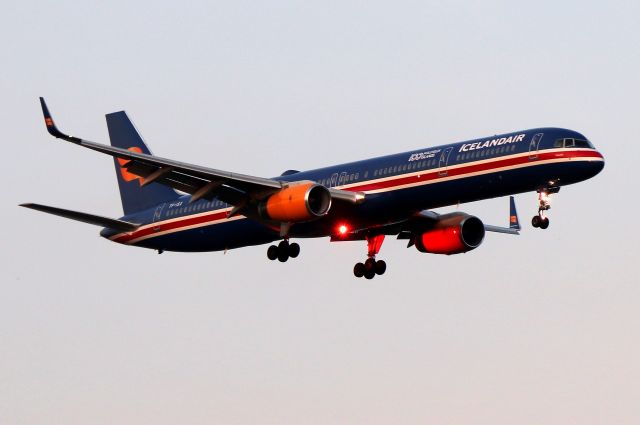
459 133 525 152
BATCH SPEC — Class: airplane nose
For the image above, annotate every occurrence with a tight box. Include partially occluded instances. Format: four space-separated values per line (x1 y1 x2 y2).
590 152 605 176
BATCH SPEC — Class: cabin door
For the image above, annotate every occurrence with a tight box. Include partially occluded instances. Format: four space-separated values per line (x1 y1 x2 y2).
529 133 544 160
438 147 454 177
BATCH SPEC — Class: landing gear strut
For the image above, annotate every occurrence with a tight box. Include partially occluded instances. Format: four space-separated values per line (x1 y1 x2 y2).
353 235 387 279
531 188 558 230
267 239 300 262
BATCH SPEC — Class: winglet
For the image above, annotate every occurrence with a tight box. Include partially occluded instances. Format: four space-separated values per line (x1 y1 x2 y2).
39 97 81 143
509 196 521 231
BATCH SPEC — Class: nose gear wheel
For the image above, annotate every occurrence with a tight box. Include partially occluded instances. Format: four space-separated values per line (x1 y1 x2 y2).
531 188 557 230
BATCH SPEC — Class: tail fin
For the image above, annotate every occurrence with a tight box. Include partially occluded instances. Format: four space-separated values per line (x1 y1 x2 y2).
509 196 521 231
106 111 179 215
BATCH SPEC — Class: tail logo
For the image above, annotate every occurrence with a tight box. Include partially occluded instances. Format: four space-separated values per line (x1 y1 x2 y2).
117 147 144 183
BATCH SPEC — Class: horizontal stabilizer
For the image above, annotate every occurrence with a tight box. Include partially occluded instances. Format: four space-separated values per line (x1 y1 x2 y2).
20 203 140 232
483 224 520 235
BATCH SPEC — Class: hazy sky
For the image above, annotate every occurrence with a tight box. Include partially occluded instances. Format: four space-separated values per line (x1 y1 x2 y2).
2 1 639 424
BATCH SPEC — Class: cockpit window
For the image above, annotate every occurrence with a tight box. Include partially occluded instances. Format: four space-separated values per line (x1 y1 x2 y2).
574 139 592 148
554 138 594 149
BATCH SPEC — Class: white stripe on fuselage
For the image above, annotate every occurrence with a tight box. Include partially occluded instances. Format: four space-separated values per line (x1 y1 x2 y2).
114 149 601 244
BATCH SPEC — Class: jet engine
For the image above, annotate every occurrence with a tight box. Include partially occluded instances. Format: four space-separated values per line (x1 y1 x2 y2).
258 181 332 222
415 213 485 255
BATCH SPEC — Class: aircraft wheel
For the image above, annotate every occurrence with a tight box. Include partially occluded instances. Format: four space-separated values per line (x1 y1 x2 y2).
364 269 376 280
364 257 376 271
277 241 289 262
531 215 541 228
288 242 300 258
267 245 278 261
277 250 289 262
375 260 387 275
540 217 550 229
354 262 365 278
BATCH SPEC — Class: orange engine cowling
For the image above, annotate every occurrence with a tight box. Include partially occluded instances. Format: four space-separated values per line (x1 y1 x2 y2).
415 213 485 255
258 181 332 222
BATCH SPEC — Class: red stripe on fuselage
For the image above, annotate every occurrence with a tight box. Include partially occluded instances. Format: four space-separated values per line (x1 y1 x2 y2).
352 149 603 192
111 149 603 244
113 209 230 243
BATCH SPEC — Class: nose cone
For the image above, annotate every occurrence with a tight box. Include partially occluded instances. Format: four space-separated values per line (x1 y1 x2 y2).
588 151 605 178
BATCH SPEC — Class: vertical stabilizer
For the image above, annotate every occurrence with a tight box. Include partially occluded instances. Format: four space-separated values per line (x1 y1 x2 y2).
509 196 521 230
106 111 179 215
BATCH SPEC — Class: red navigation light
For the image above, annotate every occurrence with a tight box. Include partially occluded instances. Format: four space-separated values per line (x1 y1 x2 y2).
337 223 349 236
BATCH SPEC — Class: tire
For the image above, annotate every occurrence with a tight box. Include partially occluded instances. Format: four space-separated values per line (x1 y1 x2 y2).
375 260 387 275
353 262 365 278
267 245 278 261
364 257 376 271
540 217 550 229
364 269 376 280
288 242 300 258
531 215 541 228
277 250 289 262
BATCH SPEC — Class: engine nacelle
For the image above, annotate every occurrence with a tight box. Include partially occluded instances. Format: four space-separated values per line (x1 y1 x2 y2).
415 213 485 255
258 181 332 222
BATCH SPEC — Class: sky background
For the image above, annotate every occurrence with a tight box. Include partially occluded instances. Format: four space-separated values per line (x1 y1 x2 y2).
2 1 639 424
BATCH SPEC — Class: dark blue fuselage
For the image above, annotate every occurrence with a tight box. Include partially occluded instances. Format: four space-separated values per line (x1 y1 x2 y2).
101 127 604 251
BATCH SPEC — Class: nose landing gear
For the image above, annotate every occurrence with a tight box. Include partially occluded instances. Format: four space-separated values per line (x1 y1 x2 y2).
267 239 300 262
353 234 387 279
531 188 559 230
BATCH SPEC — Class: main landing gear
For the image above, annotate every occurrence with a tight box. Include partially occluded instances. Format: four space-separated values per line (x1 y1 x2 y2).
353 235 387 279
531 188 559 230
267 239 300 263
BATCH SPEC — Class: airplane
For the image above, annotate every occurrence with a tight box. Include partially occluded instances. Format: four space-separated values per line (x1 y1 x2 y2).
21 98 605 279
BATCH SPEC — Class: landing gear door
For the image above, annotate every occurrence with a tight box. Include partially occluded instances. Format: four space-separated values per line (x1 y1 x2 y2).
529 133 544 160
438 147 454 177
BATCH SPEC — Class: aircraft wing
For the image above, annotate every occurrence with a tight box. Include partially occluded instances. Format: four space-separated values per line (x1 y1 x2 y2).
20 203 140 231
39 98 364 206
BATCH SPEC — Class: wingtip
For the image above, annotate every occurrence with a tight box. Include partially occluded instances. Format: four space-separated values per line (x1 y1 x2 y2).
38 98 80 143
